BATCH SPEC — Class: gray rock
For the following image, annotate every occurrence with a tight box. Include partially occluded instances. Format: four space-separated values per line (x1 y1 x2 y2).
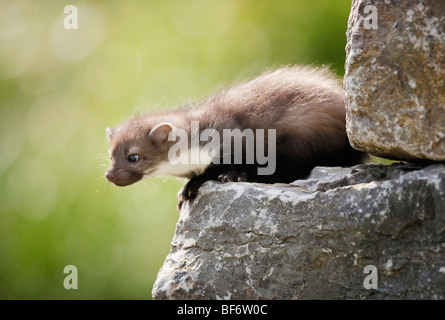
152 163 445 299
344 0 445 161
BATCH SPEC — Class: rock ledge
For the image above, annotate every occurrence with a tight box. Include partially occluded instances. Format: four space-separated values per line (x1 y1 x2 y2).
152 163 445 299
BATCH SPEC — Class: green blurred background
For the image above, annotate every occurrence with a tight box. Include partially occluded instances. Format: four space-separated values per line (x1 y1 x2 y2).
0 0 354 299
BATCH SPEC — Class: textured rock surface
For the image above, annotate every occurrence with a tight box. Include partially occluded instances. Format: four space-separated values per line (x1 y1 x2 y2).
152 163 445 299
344 0 445 161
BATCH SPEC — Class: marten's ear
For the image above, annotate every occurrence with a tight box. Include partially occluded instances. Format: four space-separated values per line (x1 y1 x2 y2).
148 122 174 143
106 127 115 142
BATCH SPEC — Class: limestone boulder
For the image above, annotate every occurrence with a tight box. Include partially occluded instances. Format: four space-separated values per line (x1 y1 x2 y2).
344 0 445 161
152 163 445 299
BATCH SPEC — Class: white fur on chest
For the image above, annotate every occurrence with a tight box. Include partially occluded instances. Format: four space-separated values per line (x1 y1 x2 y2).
148 147 213 178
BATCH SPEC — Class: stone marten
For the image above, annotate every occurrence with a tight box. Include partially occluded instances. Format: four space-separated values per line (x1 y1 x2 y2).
106 66 366 209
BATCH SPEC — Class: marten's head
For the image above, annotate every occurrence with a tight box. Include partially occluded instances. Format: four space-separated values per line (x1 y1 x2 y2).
105 120 174 186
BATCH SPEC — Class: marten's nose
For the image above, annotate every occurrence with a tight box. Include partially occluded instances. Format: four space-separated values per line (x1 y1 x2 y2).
106 172 115 182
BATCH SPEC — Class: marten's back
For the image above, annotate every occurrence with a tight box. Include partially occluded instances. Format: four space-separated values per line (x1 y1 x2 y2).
198 65 343 127
192 66 360 180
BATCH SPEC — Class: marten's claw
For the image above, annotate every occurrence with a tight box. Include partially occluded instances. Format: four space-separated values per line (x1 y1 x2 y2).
176 178 204 211
218 171 248 183
176 197 184 211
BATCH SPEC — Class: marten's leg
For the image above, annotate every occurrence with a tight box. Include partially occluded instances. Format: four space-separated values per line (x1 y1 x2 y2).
176 158 308 210
177 164 242 210
177 162 283 210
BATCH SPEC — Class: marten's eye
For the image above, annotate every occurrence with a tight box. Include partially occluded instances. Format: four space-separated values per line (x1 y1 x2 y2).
128 154 139 163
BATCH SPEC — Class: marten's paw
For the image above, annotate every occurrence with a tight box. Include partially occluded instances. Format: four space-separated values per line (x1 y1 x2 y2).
218 171 248 183
176 178 204 210
176 191 185 211
177 170 248 210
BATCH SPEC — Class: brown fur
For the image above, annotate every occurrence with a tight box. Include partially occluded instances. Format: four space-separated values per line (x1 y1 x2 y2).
106 66 365 206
